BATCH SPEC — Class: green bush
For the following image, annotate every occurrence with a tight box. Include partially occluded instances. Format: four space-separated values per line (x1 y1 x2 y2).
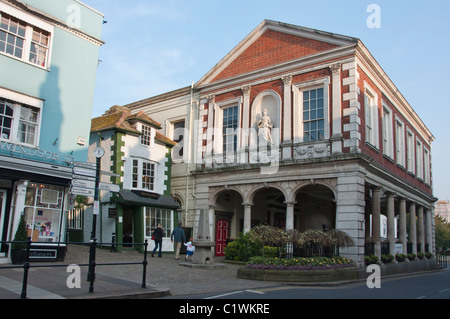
224 232 261 262
407 253 416 261
364 254 378 265
381 254 394 264
425 252 432 259
417 252 424 260
395 253 406 262
12 214 29 250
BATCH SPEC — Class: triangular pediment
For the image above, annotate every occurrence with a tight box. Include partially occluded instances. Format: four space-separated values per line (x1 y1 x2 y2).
197 20 358 86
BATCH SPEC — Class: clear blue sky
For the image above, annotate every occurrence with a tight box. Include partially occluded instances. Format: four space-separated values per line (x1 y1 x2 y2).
83 0 450 202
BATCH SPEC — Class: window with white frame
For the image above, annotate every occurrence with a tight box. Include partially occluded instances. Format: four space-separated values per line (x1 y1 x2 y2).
364 85 378 148
0 98 39 146
416 138 423 180
382 103 393 158
303 87 325 142
222 105 239 154
424 148 430 185
406 130 414 174
293 78 330 144
395 118 405 167
0 11 51 68
140 124 153 146
132 159 156 191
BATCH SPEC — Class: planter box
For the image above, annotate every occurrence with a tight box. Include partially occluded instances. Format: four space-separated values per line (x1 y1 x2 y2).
377 258 439 277
237 266 359 283
10 249 27 265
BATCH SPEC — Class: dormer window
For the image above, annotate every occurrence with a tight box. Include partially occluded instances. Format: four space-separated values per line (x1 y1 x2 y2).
140 124 153 147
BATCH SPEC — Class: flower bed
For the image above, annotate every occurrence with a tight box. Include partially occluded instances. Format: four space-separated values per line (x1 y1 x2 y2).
238 256 358 283
246 256 354 270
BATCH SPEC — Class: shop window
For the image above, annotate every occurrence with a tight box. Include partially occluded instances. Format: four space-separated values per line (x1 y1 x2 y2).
144 207 173 239
23 183 64 243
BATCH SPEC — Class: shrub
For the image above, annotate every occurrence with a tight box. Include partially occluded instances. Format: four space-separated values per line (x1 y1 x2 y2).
407 253 416 261
224 232 261 262
417 252 425 260
395 253 406 262
365 254 378 266
381 254 394 264
425 252 432 259
12 214 29 250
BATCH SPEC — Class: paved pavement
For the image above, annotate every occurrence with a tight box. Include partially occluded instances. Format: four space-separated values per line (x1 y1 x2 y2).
0 244 276 299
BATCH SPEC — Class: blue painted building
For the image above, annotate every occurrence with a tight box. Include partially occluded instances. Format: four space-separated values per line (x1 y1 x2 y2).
0 0 104 262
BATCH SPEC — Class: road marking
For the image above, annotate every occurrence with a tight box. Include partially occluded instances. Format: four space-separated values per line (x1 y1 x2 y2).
205 291 244 299
245 289 265 295
415 295 426 299
439 288 450 293
0 276 66 299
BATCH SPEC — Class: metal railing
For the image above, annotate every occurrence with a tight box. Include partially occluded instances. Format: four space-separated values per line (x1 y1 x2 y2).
0 238 148 299
437 254 449 269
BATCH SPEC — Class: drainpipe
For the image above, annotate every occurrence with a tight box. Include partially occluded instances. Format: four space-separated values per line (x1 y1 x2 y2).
185 82 194 227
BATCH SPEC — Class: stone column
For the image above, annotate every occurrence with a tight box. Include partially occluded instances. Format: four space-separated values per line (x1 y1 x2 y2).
409 203 417 255
386 192 396 256
399 198 407 255
284 201 296 231
281 74 293 160
10 180 29 240
242 203 253 234
417 206 425 253
425 207 433 253
372 187 381 259
240 86 251 164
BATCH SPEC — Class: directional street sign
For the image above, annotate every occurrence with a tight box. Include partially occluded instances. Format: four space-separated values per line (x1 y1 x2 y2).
71 186 95 197
99 182 120 193
73 166 96 178
72 179 96 189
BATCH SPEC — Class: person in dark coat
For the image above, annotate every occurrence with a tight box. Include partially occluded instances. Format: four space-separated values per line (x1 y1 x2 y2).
171 222 186 260
152 224 165 258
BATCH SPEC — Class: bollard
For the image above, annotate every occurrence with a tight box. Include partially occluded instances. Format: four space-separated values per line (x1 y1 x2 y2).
142 239 148 288
111 232 116 252
87 238 97 293
20 237 32 299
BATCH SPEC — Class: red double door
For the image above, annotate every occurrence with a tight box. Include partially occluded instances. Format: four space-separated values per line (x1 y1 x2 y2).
215 219 229 256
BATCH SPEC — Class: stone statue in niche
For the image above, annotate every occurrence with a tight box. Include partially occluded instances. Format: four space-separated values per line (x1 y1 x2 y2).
257 108 273 145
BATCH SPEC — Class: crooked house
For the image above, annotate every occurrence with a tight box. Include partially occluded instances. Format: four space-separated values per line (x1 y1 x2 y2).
0 0 103 262
127 20 436 267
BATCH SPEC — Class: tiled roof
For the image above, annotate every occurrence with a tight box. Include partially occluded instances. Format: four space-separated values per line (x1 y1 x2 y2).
91 105 176 147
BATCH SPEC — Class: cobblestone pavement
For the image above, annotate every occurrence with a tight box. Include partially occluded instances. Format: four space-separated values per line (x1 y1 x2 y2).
63 244 276 297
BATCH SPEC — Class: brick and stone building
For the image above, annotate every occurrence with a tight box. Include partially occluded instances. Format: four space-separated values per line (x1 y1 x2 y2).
127 20 436 266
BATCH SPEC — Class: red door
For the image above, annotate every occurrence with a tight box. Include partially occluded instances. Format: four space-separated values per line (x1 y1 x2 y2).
215 219 229 256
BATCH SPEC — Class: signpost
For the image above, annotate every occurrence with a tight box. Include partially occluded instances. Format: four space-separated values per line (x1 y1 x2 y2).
70 147 121 293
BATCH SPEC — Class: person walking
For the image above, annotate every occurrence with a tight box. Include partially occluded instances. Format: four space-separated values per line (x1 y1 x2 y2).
151 224 165 258
171 221 186 260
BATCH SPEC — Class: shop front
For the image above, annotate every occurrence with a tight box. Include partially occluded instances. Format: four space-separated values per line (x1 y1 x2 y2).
0 150 73 262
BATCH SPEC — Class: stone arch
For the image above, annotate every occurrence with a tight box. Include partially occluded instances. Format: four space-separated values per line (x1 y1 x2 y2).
293 183 337 232
247 182 287 204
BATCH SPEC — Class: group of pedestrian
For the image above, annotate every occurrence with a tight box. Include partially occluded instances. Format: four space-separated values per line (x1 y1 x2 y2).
151 222 195 261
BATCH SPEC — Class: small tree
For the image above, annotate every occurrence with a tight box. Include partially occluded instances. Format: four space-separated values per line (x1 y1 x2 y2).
12 214 29 250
